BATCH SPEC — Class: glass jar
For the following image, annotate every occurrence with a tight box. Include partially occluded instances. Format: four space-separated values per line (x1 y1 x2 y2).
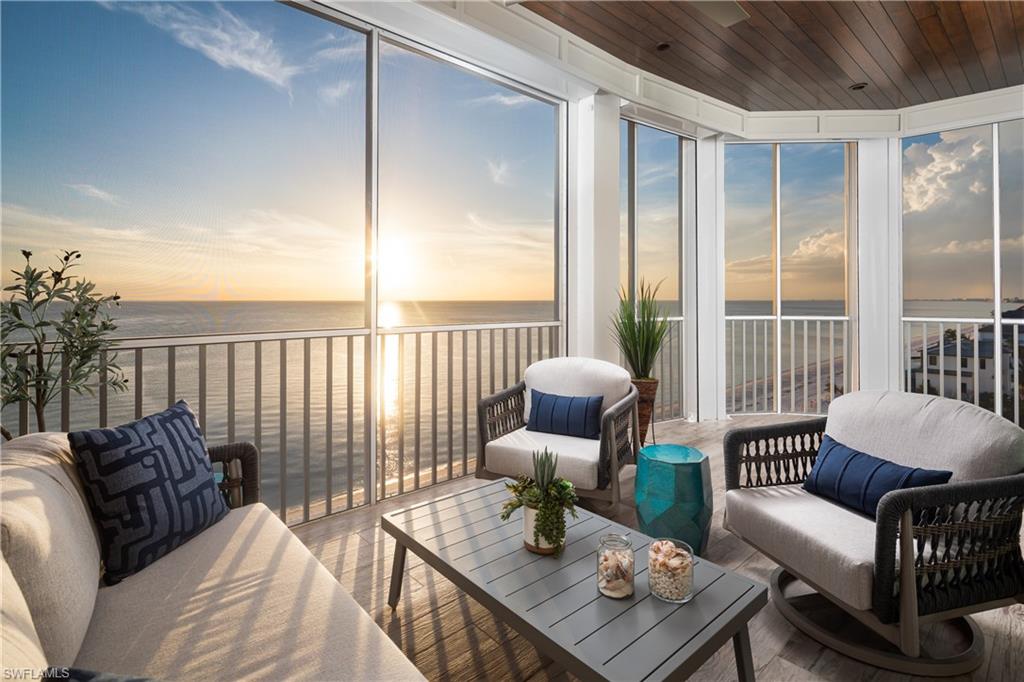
648 538 694 603
597 534 634 599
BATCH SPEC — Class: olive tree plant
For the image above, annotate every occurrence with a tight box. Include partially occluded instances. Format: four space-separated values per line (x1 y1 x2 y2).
1 250 126 439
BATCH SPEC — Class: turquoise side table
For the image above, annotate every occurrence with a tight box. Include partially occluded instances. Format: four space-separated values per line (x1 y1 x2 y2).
635 444 712 555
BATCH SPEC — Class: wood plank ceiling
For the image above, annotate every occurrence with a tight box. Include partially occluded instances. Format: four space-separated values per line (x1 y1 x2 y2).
523 1 1024 111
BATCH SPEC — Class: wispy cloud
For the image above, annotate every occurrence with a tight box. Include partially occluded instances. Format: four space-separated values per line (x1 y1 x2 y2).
930 235 1023 255
487 159 512 186
318 79 352 105
466 93 534 108
313 43 365 64
66 183 120 205
120 3 307 92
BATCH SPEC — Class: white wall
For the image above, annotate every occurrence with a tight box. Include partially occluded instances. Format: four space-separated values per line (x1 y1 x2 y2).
856 139 904 391
569 93 621 362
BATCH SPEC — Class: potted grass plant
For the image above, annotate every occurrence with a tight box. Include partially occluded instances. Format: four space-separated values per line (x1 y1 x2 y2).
611 278 670 445
500 449 578 555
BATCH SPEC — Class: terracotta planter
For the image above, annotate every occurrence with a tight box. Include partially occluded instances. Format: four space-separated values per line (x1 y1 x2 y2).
632 377 659 445
523 506 559 555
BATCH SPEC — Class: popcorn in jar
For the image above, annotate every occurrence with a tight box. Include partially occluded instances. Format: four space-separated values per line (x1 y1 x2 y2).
597 534 634 599
648 538 694 603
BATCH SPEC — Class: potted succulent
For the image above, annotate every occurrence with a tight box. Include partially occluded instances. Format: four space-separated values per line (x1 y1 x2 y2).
611 278 670 445
500 449 578 555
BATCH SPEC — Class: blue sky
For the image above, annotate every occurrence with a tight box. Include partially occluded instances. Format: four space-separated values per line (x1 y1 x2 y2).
2 1 557 302
724 142 847 304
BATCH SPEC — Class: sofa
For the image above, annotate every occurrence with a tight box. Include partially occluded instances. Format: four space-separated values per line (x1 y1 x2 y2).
477 356 639 505
723 390 1024 676
0 432 424 681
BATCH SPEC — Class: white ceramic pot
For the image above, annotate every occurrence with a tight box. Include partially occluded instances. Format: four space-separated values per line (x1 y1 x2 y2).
523 505 559 555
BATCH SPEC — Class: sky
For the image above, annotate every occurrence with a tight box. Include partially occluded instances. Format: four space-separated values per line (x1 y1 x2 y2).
724 142 848 307
901 121 1023 311
1 1 557 302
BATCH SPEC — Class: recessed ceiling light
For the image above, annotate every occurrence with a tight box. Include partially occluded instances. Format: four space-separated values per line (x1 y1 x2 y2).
656 42 671 52
849 82 868 91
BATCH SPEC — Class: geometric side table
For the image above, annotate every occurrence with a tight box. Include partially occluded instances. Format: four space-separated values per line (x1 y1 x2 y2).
634 444 713 555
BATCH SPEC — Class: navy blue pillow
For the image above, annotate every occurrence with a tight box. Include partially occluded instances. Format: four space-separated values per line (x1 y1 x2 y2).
527 389 603 440
803 434 952 518
69 401 228 585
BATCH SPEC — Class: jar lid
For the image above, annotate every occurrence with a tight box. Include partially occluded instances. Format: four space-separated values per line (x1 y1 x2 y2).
599 533 631 549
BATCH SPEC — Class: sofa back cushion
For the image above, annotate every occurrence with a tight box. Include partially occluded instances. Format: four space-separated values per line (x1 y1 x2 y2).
1 433 101 665
524 357 631 422
1 556 47 673
69 401 229 585
826 390 1024 481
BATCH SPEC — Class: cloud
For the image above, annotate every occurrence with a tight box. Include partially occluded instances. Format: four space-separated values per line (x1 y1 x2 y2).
930 235 1023 255
637 162 678 188
487 159 512 186
791 229 844 259
120 3 307 92
313 43 365 63
318 79 352 105
466 93 534 108
66 183 120 205
903 131 989 214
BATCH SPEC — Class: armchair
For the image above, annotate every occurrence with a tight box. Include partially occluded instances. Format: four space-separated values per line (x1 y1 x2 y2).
477 357 639 505
723 390 1024 676
208 441 261 507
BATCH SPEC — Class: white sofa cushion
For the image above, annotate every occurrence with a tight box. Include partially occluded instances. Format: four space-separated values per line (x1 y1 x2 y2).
725 484 877 611
486 427 602 490
524 357 631 422
2 557 47 673
826 390 1024 481
1 433 101 665
75 503 423 681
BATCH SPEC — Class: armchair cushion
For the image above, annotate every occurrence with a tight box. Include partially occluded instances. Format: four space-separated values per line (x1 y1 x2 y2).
725 484 877 611
803 434 952 518
485 427 601 490
523 357 630 422
526 389 603 440
825 390 1024 481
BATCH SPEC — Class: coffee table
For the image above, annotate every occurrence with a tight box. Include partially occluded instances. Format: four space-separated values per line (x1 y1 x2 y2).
382 479 768 681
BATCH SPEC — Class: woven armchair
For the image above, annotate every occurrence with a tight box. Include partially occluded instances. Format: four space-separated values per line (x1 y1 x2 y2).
209 442 261 508
477 357 639 505
723 391 1024 677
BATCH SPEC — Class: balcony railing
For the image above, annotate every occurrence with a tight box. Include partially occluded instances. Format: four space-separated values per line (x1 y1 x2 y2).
902 316 1023 425
726 315 850 415
5 320 562 526
651 317 686 422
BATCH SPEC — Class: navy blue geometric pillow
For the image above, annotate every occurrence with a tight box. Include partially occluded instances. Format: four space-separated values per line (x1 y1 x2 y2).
526 389 603 440
803 434 952 518
68 401 228 585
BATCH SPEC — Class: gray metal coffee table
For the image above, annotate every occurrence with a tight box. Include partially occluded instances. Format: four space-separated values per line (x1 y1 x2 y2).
382 479 767 681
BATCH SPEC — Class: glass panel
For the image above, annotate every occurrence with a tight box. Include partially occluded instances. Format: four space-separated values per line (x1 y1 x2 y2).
902 125 994 319
635 124 681 316
724 144 774 317
1000 120 1023 314
780 143 847 316
378 41 558 327
1 1 367 335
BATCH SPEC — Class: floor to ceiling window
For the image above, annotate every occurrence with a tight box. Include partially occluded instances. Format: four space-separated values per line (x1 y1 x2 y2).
1 1 565 521
724 142 855 415
619 119 693 422
901 119 1023 424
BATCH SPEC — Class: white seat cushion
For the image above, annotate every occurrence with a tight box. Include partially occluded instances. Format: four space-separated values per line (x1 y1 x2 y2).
725 485 877 611
826 390 1024 481
75 503 423 681
2 557 47 673
1 433 101 666
485 427 602 490
524 357 631 422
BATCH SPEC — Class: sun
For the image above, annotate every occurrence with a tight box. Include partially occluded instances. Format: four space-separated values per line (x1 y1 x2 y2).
377 234 415 300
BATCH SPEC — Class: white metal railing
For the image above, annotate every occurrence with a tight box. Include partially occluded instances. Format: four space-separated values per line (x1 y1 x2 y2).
652 317 686 422
901 316 1022 425
5 320 562 525
726 315 850 415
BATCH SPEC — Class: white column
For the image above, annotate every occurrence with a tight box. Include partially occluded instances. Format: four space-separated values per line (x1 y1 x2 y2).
569 93 621 363
856 138 904 391
695 133 727 420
